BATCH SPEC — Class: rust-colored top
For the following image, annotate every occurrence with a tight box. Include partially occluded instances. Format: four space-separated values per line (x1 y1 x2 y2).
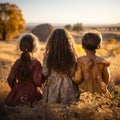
72 56 110 94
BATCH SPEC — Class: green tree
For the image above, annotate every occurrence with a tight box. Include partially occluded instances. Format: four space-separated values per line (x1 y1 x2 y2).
0 3 25 40
73 23 83 31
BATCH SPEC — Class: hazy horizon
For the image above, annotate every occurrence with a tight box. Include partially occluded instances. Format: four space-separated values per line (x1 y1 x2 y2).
26 22 120 27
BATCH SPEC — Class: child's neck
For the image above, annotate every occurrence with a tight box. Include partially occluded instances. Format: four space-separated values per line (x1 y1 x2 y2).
85 49 96 59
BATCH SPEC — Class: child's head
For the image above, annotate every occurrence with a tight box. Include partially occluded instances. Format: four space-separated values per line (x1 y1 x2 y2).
46 28 76 52
19 33 39 53
17 33 40 82
82 31 102 51
45 28 77 74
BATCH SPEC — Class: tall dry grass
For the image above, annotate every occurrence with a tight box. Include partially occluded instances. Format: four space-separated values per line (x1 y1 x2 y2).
0 38 120 120
0 92 120 120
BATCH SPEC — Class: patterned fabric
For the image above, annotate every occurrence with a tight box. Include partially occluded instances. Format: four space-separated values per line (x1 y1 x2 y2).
42 57 79 104
72 56 110 94
93 60 112 98
5 59 42 106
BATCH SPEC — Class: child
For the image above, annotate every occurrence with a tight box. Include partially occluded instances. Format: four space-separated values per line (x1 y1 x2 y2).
5 33 43 106
42 29 79 104
72 31 111 96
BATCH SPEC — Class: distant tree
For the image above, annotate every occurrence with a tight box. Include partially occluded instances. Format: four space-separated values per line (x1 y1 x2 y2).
0 3 25 40
73 23 83 31
64 24 72 31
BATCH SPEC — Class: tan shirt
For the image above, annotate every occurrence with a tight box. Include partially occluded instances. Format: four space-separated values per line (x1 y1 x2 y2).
72 56 110 94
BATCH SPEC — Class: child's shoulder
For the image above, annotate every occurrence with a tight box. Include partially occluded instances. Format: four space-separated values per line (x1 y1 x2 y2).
96 56 110 67
77 56 91 65
77 56 110 67
13 59 20 65
32 58 42 66
32 58 40 63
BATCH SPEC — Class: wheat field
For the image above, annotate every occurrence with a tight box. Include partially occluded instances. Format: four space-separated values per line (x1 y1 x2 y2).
0 35 120 120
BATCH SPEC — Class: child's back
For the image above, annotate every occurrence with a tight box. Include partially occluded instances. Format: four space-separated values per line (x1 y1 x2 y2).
73 31 111 95
74 55 110 94
5 34 43 106
43 65 78 104
42 29 79 104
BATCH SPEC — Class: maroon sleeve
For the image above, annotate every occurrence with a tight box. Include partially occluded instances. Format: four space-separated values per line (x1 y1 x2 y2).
7 60 19 89
33 60 42 87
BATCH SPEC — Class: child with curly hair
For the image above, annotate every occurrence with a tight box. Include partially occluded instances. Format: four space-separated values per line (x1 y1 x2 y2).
42 29 79 104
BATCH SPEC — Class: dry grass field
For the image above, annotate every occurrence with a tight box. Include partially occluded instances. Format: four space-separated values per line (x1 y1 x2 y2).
0 32 120 120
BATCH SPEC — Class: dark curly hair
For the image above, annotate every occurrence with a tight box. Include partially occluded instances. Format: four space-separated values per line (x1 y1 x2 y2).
17 34 38 82
44 29 77 74
82 31 102 51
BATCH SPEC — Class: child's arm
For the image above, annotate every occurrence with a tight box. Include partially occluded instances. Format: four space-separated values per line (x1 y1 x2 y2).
72 62 83 84
33 61 42 87
42 56 50 79
7 60 18 89
102 63 110 85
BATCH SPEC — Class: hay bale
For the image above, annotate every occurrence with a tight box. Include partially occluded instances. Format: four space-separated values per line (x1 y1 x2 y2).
32 23 54 42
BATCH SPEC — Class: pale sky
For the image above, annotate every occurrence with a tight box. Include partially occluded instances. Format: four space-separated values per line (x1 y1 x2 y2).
1 0 120 25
